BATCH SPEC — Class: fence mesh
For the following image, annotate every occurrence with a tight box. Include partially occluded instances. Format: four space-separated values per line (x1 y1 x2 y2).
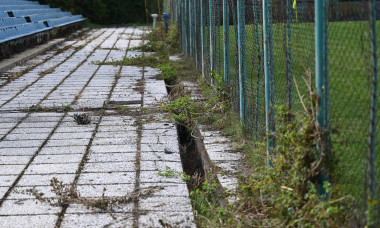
164 0 380 225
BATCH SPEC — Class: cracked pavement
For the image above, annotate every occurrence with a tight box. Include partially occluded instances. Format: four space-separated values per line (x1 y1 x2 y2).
0 27 194 227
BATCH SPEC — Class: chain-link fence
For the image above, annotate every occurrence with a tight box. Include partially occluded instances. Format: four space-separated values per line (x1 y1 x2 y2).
164 0 380 226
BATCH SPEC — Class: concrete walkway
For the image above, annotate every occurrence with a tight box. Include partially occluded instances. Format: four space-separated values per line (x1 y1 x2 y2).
0 27 194 227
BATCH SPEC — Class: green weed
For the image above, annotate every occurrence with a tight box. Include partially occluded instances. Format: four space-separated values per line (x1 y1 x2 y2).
158 166 191 182
163 96 200 128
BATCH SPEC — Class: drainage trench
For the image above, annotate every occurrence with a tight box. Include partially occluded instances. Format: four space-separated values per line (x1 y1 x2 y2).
163 79 206 192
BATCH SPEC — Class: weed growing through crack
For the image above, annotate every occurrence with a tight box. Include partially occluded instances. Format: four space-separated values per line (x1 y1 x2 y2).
158 166 191 182
39 67 55 77
23 178 164 219
162 96 201 129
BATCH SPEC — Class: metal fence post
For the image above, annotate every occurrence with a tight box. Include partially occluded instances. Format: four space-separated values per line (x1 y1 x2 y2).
237 0 247 125
209 0 214 75
185 0 189 56
181 0 185 52
189 0 193 57
194 0 198 69
263 0 275 166
223 0 230 85
315 0 330 199
368 0 378 226
200 0 205 78
286 0 293 110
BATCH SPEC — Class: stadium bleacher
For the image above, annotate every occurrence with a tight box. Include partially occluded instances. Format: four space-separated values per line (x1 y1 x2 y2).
0 0 85 58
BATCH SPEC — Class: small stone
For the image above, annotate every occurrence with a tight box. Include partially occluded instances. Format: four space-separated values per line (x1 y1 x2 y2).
164 147 175 154
74 113 91 125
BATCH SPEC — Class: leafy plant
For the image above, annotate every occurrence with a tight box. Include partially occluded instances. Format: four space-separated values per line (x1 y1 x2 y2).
158 166 191 181
163 96 199 128
157 62 178 83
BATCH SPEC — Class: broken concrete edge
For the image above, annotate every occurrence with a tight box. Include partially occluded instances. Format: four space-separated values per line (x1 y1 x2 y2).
192 127 228 206
0 27 92 73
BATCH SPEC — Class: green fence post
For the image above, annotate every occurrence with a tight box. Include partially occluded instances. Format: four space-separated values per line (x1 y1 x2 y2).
368 0 378 226
189 0 193 57
184 0 187 54
209 0 214 75
194 0 198 69
185 0 189 56
183 0 186 55
315 0 330 199
200 0 205 78
237 0 247 125
286 0 293 110
263 0 275 166
223 0 230 85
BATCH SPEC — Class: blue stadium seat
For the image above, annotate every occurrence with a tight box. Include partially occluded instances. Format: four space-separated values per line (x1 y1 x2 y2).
0 10 7 18
10 8 62 17
0 22 51 43
0 0 85 58
28 12 72 22
0 1 40 6
0 4 50 11
0 17 27 29
47 15 85 28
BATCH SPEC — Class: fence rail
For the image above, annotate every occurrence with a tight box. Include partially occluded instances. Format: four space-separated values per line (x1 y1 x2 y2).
164 0 379 226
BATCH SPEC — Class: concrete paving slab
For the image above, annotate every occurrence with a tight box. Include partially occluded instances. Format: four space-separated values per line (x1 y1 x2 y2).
90 145 136 153
61 213 133 228
82 162 135 173
66 202 134 214
0 187 8 198
139 171 184 184
33 154 84 164
0 215 57 228
0 199 60 215
0 155 31 165
140 160 183 171
0 165 26 175
87 152 136 163
5 133 50 141
139 183 189 197
0 140 45 148
139 211 195 228
0 27 196 227
77 172 135 185
39 146 86 155
75 184 135 198
17 174 75 187
25 163 78 175
0 175 18 187
9 186 62 199
0 147 39 156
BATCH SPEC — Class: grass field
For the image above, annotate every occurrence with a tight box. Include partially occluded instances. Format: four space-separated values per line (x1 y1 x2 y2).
200 20 380 212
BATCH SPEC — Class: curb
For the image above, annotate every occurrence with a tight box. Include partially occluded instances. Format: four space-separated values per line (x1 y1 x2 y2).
192 127 226 203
